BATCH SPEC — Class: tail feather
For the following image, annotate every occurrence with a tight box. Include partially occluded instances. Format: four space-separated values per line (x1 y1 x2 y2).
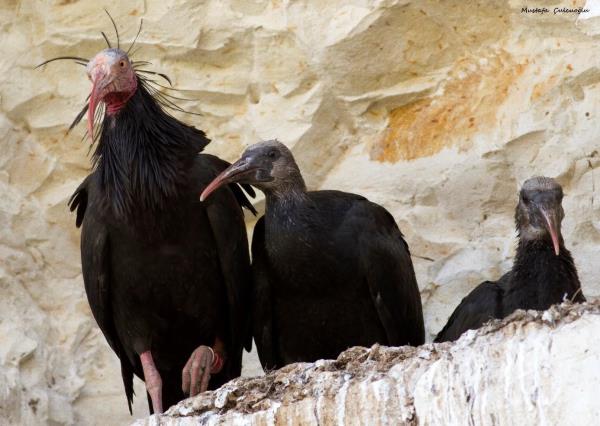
121 360 135 415
229 182 257 215
68 179 89 228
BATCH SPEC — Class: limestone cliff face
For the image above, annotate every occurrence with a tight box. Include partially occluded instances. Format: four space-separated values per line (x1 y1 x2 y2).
1 0 599 424
134 302 600 425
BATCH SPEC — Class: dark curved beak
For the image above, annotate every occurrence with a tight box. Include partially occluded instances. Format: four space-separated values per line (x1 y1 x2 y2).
539 206 561 256
200 158 255 202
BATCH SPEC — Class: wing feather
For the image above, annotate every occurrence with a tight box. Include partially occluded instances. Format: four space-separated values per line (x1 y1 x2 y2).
250 218 276 370
360 207 425 347
434 279 504 343
200 156 254 380
70 176 135 412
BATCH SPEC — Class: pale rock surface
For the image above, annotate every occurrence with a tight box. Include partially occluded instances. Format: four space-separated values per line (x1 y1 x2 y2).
134 302 600 425
1 0 600 425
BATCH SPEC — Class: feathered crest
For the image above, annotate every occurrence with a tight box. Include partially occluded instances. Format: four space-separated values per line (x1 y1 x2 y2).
36 10 200 143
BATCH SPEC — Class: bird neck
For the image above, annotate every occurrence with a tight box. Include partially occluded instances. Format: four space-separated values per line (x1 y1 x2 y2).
92 80 209 220
264 185 311 224
104 88 137 116
514 236 566 264
507 237 582 308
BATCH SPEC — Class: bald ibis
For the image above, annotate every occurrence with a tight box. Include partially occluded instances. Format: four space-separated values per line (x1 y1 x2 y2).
435 177 585 343
42 40 255 413
201 140 425 369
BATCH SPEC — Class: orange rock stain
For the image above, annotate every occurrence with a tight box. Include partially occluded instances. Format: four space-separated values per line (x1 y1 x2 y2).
371 51 527 162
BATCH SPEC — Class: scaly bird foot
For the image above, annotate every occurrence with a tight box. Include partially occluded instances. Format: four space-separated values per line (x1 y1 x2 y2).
182 344 224 396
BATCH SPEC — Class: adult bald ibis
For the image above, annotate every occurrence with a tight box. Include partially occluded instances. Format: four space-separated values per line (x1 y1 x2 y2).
41 36 255 413
435 177 585 343
200 140 425 369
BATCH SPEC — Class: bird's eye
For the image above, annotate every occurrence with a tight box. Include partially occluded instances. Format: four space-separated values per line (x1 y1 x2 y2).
119 60 126 68
268 150 277 159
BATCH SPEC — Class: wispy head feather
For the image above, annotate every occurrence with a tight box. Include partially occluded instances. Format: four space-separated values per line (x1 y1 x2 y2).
36 13 201 143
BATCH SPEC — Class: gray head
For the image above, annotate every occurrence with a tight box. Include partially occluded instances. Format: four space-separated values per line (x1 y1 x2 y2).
515 176 564 255
200 140 306 200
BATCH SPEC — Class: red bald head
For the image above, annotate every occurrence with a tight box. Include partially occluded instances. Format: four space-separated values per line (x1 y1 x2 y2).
86 48 137 137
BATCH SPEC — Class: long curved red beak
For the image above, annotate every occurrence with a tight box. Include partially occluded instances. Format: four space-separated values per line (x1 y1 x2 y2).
87 76 106 140
87 80 99 140
86 62 112 140
540 209 561 256
200 159 253 202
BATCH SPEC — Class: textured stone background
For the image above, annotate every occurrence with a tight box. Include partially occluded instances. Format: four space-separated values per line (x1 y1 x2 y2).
1 0 599 424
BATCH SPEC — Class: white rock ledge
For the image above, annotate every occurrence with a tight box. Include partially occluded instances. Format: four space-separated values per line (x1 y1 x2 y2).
134 301 600 425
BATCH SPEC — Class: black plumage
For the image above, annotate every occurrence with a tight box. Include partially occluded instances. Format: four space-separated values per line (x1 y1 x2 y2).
62 48 254 413
200 140 425 369
435 176 585 343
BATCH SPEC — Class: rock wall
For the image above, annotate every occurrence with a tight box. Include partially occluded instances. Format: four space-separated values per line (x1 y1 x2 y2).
133 302 600 425
1 0 599 425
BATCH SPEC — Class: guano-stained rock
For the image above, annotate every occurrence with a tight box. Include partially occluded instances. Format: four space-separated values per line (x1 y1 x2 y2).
135 302 600 425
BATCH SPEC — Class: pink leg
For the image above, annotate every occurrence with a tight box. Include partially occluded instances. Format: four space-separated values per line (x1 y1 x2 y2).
140 351 163 414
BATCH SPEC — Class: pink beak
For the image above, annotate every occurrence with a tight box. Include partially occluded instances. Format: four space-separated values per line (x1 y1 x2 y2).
87 66 111 140
541 210 561 256
200 159 253 202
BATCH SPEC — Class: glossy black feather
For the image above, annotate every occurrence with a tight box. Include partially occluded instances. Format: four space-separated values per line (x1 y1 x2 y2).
251 218 275 369
253 190 425 369
69 79 253 412
435 240 585 343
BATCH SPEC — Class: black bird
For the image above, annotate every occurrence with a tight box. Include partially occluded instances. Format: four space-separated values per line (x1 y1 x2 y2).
200 140 425 369
435 176 585 343
44 42 255 413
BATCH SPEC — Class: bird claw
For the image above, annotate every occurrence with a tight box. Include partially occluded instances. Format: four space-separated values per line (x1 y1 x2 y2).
182 345 220 396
